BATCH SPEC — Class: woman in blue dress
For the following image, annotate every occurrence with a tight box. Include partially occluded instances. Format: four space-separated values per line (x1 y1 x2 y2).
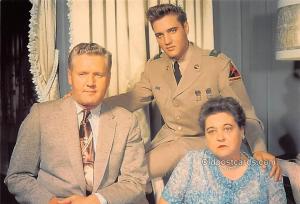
159 97 287 204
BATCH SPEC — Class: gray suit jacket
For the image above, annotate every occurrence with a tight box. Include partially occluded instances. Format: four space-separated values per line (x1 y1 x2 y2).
105 44 266 152
5 97 149 204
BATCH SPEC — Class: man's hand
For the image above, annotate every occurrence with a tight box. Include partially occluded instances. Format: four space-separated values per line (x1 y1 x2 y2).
253 151 281 181
57 195 100 204
49 197 60 204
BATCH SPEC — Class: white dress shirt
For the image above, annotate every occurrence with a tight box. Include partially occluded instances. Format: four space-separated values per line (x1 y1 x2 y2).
74 102 107 204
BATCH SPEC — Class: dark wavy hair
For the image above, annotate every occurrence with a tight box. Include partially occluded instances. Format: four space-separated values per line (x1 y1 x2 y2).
199 97 246 130
146 4 187 26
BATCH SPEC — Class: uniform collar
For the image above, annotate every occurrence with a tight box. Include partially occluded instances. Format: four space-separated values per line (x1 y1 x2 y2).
173 42 193 64
171 42 194 74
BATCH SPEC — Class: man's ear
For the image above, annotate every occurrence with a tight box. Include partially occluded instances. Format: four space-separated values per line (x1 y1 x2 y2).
67 68 72 86
184 22 189 34
241 128 245 140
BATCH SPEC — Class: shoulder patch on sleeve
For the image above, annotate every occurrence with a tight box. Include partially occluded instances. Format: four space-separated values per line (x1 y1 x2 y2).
152 52 163 60
229 63 241 81
209 49 220 57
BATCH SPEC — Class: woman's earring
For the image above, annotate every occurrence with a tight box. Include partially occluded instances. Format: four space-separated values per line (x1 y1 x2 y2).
242 134 245 140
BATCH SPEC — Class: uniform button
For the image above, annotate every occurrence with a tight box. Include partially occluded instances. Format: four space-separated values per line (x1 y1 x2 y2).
178 126 182 130
173 100 179 107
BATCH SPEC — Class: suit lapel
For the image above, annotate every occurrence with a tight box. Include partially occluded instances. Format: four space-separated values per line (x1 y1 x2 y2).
173 46 205 98
93 103 116 191
60 98 87 193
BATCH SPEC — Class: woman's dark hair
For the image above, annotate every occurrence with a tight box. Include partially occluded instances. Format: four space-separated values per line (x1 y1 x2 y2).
199 97 246 130
146 4 187 26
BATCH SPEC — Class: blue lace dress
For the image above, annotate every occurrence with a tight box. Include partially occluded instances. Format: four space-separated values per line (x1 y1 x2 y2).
162 149 286 204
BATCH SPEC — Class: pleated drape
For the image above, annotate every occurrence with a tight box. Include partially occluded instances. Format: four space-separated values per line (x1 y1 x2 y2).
28 0 60 102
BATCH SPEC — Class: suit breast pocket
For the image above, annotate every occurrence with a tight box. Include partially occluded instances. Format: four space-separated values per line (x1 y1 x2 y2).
108 148 124 173
110 135 126 154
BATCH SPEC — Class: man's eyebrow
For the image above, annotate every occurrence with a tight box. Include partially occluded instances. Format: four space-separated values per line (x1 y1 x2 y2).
167 27 178 32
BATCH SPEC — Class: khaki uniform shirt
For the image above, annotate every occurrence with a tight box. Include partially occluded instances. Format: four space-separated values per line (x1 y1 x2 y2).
106 44 266 153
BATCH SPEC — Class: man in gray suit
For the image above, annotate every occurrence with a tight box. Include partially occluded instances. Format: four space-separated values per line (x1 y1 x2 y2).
5 43 149 204
106 4 280 180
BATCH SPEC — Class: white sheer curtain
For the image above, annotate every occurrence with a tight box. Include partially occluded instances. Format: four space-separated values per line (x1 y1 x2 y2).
68 0 214 201
68 0 214 144
28 0 60 102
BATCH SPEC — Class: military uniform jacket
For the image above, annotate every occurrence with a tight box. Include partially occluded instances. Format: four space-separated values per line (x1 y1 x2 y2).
106 44 266 152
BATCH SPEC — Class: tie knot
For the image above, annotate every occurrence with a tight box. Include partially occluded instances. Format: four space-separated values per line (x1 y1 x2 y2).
82 109 91 122
173 61 182 84
174 61 179 68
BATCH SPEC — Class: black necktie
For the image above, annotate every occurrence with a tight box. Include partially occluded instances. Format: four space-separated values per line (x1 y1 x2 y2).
174 61 182 84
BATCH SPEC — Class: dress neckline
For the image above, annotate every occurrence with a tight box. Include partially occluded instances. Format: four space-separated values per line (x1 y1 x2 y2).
205 149 257 190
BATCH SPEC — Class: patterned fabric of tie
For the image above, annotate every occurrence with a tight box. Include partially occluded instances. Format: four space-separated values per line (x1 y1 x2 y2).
174 61 182 84
79 109 94 192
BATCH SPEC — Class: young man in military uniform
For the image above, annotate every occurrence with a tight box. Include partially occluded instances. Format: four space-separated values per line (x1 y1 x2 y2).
106 4 280 180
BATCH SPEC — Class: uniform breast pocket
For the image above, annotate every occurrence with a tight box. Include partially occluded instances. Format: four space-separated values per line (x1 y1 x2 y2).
191 87 218 102
153 85 168 106
193 89 202 102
